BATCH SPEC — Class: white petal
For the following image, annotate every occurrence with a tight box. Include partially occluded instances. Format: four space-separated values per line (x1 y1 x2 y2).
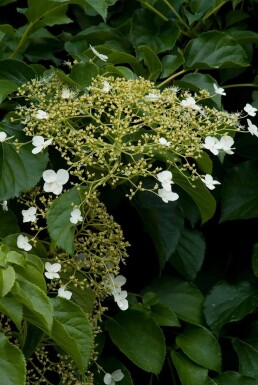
157 170 172 183
117 298 129 311
0 132 7 142
113 275 126 287
89 45 108 61
51 183 63 195
56 169 69 185
58 286 72 299
32 146 43 154
32 136 44 146
104 373 112 385
43 170 57 183
112 370 124 382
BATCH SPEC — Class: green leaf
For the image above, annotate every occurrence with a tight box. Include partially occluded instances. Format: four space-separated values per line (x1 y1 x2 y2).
176 325 222 372
184 31 249 69
131 9 180 54
6 251 26 268
0 137 48 201
150 304 181 327
216 371 258 385
133 189 184 270
171 350 208 385
108 52 144 75
22 323 44 359
15 264 46 291
0 209 20 238
0 80 17 103
204 281 258 331
173 170 216 224
0 265 15 297
170 228 206 281
51 297 94 372
0 59 37 85
0 293 23 330
69 61 99 89
226 29 258 44
106 309 165 374
160 50 185 78
47 186 81 255
144 275 204 324
0 333 26 385
195 152 213 175
94 357 134 385
12 280 53 334
138 45 162 81
220 161 258 222
232 339 258 378
252 244 258 278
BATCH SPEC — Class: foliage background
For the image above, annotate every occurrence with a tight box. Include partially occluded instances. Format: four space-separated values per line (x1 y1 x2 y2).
1 0 258 384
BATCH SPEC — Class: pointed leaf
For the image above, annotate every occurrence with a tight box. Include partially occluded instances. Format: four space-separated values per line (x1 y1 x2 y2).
216 371 258 385
0 59 37 85
0 333 26 385
0 265 15 297
0 293 23 330
106 310 165 374
51 297 94 372
171 350 208 385
233 339 258 379
138 45 162 81
69 61 98 89
0 80 17 103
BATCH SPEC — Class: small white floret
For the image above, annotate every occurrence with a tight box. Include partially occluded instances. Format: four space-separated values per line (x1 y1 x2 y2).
44 262 61 280
17 234 32 251
89 44 108 61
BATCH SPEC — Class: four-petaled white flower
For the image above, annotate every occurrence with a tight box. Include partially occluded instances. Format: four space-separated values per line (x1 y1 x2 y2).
218 135 235 155
1 200 8 211
213 83 226 96
17 234 32 251
144 93 160 101
201 174 221 190
106 274 129 311
43 169 69 195
247 119 258 137
203 136 220 155
244 103 257 117
102 81 111 93
104 370 124 385
36 110 49 120
44 262 61 280
89 44 108 61
61 88 73 99
181 96 201 111
113 290 129 311
70 208 83 224
32 136 53 154
157 170 173 191
58 286 72 300
22 206 37 223
158 188 179 203
159 137 171 146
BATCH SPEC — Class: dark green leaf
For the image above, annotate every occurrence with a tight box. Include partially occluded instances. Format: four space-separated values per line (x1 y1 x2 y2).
0 209 19 238
69 62 99 89
145 275 204 324
51 297 94 372
176 325 222 372
0 59 37 85
0 333 26 385
94 357 134 385
106 309 165 374
133 189 184 270
204 281 258 331
160 50 185 78
184 31 249 69
216 371 258 385
0 265 15 297
0 80 17 103
150 304 181 327
22 323 44 359
170 228 206 281
220 161 258 222
47 187 81 255
252 244 258 278
233 339 258 378
138 45 162 81
171 350 208 385
0 293 23 330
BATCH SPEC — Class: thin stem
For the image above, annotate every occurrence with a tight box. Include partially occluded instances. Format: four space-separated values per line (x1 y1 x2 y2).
9 22 35 58
167 354 178 385
162 0 190 31
223 83 258 89
141 1 169 21
148 374 154 385
192 0 229 32
157 69 188 88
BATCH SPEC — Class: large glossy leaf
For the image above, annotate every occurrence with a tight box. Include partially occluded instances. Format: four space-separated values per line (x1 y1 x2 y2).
176 325 222 372
0 59 37 85
171 350 208 385
204 281 258 331
184 31 249 69
106 310 165 374
232 339 258 378
144 275 204 324
216 371 258 385
47 187 81 255
220 161 258 222
0 80 17 103
0 333 26 385
51 297 94 372
170 228 206 281
69 62 99 89
0 139 48 201
0 293 23 330
138 45 162 81
0 265 15 297
133 190 184 270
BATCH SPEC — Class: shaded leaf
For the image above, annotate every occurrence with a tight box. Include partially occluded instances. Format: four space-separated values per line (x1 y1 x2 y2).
171 350 208 385
0 59 37 85
0 333 26 385
0 293 23 330
69 61 99 89
232 339 258 379
216 371 258 385
0 265 15 297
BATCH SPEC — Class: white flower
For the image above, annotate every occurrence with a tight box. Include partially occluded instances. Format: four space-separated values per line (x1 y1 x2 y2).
102 81 111 93
106 274 126 293
44 262 61 280
58 286 72 300
43 169 69 195
104 370 124 385
1 200 8 211
244 103 257 117
0 132 7 142
213 83 226 96
159 137 171 146
36 110 49 120
247 119 258 137
144 93 160 101
32 136 53 154
201 174 221 190
181 96 201 110
158 188 179 203
70 208 83 224
113 289 129 311
89 44 108 61
218 135 235 155
203 136 220 155
22 206 37 223
61 88 73 99
17 234 32 251
157 170 173 191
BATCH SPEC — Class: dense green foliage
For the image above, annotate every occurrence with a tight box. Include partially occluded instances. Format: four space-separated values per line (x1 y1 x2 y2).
1 0 258 384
